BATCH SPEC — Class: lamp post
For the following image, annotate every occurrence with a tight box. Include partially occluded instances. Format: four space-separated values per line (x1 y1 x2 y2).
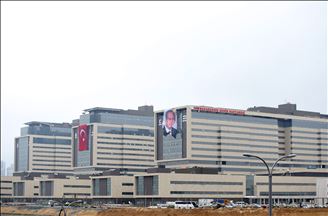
58 199 83 216
242 153 296 216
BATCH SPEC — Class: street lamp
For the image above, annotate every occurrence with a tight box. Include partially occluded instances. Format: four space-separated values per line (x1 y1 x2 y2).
58 200 83 216
242 153 296 216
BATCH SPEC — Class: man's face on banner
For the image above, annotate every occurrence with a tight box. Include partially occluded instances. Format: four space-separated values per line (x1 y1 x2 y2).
165 111 175 129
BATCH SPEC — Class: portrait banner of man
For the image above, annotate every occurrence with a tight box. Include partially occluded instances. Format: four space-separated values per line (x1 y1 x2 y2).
162 109 178 138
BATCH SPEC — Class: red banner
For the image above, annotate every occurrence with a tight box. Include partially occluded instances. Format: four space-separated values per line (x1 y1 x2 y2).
78 124 88 151
193 106 245 115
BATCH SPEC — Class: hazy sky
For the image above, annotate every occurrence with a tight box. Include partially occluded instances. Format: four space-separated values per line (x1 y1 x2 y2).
1 2 327 166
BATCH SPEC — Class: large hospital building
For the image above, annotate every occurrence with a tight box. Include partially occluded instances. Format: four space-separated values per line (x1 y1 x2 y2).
155 103 327 173
1 103 327 205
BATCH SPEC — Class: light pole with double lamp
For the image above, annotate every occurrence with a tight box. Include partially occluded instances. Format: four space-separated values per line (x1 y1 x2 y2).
242 153 296 216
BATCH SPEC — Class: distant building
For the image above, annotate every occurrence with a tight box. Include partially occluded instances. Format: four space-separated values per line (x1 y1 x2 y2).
72 105 155 175
1 160 6 176
14 121 73 175
7 164 14 176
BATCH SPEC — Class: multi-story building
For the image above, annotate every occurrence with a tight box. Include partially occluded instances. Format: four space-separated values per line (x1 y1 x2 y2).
14 121 73 175
72 106 155 175
7 164 14 176
155 104 328 174
1 160 6 176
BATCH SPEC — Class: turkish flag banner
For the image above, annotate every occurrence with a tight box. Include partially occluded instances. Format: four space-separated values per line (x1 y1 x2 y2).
78 124 89 151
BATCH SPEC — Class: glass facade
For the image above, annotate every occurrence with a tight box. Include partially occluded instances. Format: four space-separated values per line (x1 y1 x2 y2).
13 182 24 196
192 111 278 125
16 137 29 172
33 138 71 145
98 126 154 137
136 176 158 196
21 124 71 137
80 112 153 127
92 178 111 196
40 181 54 196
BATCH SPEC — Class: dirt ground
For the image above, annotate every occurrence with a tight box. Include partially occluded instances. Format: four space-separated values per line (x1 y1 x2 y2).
96 208 328 216
1 206 328 216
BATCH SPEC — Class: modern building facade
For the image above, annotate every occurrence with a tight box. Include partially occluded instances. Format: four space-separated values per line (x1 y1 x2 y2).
72 106 155 175
155 104 328 174
2 103 327 205
0 176 19 201
91 171 135 202
14 121 73 174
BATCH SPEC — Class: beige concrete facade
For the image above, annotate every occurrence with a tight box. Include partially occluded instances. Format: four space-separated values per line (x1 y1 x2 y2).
91 175 134 199
28 135 73 173
12 178 38 198
38 176 91 199
254 176 317 199
73 123 155 175
15 122 73 174
135 173 246 199
0 176 19 199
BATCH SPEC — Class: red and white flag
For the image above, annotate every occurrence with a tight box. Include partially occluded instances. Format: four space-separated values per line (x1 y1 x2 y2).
78 124 88 151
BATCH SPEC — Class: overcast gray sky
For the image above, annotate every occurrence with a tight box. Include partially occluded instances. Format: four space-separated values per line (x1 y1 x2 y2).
1 1 327 166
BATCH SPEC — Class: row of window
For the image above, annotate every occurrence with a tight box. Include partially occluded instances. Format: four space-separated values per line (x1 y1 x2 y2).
291 136 328 140
33 138 71 145
259 192 316 196
191 128 278 137
191 122 278 132
192 111 278 126
170 181 243 185
291 130 328 135
98 126 154 137
98 152 153 157
96 163 152 167
33 159 71 163
97 157 153 162
33 150 71 154
97 146 154 152
192 141 277 149
192 135 277 144
98 136 153 142
97 141 153 147
33 154 71 159
32 163 71 167
256 182 315 186
192 147 278 155
170 191 243 195
63 185 91 188
33 146 71 150
63 193 91 196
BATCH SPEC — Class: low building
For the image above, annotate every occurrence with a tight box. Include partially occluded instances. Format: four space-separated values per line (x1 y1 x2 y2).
254 176 318 204
38 175 91 200
0 176 20 201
